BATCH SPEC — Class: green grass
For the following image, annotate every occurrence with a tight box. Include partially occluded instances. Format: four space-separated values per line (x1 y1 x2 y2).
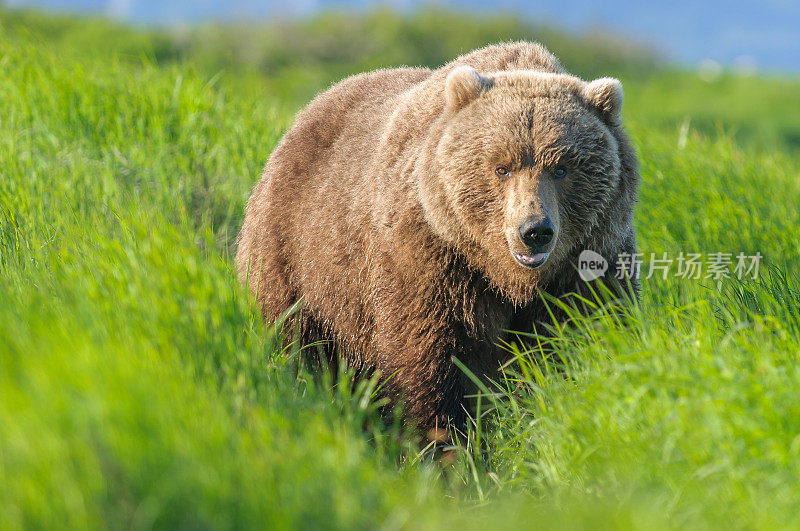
3 8 800 529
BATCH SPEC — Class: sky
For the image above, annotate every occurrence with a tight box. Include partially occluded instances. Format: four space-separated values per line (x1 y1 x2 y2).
7 0 800 71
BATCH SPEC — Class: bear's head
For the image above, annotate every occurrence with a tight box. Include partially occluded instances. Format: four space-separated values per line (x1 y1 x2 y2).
416 65 634 303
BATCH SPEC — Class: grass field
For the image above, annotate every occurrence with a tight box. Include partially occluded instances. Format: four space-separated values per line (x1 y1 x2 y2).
2 8 800 529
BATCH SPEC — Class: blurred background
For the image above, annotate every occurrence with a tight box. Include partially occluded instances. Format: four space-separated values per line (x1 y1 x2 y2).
6 0 800 71
3 0 799 149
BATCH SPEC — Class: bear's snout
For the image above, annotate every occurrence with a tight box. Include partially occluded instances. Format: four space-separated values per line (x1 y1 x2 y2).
511 215 557 269
518 216 554 252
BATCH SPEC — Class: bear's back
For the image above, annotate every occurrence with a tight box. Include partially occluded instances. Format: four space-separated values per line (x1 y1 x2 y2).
447 41 564 74
266 41 562 196
275 67 432 178
271 41 562 181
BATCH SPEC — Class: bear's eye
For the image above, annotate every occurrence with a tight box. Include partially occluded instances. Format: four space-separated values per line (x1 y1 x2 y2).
553 167 567 179
495 165 510 177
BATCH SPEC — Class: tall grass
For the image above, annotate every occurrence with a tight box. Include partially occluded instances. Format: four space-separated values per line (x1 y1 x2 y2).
2 8 800 529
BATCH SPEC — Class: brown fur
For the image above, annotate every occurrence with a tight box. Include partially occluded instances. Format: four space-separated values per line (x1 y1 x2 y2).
237 42 640 432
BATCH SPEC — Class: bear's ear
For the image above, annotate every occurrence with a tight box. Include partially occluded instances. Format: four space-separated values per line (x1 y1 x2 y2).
445 65 491 110
584 77 623 123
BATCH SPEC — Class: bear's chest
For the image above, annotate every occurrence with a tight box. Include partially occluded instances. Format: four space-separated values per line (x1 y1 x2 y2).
452 289 517 372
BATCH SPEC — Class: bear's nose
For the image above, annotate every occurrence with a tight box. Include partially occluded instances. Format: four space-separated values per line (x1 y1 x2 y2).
519 216 554 250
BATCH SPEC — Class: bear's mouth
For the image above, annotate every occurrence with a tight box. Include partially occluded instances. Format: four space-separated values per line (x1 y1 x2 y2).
513 252 549 269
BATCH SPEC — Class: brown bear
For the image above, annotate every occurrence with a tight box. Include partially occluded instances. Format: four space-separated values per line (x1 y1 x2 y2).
237 42 639 434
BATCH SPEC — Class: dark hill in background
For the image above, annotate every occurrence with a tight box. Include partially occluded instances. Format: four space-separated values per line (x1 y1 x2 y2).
2 6 659 101
3 5 798 147
7 0 800 71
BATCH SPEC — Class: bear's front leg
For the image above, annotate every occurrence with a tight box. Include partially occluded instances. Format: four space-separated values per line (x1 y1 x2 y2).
371 331 469 439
